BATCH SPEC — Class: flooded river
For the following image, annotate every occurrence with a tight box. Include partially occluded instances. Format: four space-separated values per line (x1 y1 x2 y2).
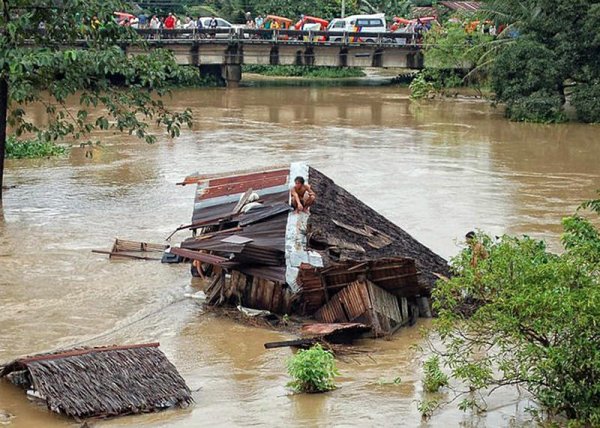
0 85 598 427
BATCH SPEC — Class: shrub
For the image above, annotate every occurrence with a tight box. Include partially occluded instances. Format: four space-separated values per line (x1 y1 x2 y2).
287 344 339 393
409 73 435 100
571 81 600 123
422 356 449 393
505 91 567 123
6 136 67 159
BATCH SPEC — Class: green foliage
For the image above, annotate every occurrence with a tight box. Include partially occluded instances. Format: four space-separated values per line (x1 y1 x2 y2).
166 66 218 87
243 65 365 78
571 81 600 123
491 38 566 123
417 399 439 420
430 198 600 424
1 1 193 146
424 24 493 71
5 136 67 159
287 344 339 393
422 355 449 393
484 0 600 123
409 72 434 99
504 90 567 124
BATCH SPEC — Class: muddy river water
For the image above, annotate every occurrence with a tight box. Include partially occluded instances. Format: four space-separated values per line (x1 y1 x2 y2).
0 85 598 427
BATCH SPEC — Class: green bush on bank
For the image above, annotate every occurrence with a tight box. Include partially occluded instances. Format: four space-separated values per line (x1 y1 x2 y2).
166 65 218 87
505 91 567 124
243 65 365 78
571 81 600 123
6 136 67 159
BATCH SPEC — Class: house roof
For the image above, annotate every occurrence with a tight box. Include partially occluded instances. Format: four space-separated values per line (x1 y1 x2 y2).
307 167 450 289
440 1 482 12
175 164 449 315
0 343 192 419
174 166 294 282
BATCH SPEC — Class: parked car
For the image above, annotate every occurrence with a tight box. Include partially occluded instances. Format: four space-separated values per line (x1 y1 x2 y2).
198 17 235 38
327 13 387 43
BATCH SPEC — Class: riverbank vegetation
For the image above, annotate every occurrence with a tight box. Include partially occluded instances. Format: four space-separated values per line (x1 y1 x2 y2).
0 0 195 201
426 196 600 425
413 0 600 124
287 344 339 393
5 136 67 159
243 65 365 78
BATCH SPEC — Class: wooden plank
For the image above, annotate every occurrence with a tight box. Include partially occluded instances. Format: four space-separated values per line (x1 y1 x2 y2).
264 338 316 349
332 219 372 237
91 250 160 261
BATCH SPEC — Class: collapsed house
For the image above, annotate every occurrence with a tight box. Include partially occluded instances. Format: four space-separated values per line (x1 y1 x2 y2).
0 343 192 420
173 163 450 336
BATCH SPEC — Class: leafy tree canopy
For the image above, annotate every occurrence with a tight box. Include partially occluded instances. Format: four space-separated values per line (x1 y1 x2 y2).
428 195 600 425
0 0 193 199
483 0 600 122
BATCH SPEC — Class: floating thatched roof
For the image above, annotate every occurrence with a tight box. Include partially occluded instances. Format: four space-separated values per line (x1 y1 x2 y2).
307 167 450 289
0 343 192 420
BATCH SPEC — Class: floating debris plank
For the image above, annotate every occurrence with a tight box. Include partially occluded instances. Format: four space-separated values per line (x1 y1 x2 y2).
92 239 168 260
0 343 192 420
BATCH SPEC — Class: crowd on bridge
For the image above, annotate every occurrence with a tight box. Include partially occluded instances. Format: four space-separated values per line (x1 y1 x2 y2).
88 9 505 45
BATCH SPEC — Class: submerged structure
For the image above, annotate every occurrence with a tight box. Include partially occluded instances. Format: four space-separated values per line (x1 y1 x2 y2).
174 163 449 336
0 343 192 420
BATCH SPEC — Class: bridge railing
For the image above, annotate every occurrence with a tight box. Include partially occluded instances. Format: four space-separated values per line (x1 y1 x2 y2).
135 28 419 46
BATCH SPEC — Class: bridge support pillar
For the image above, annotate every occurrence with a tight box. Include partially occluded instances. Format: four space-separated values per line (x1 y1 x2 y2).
221 64 242 87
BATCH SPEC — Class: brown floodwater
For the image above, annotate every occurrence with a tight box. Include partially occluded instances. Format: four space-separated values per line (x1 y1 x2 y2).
0 85 598 427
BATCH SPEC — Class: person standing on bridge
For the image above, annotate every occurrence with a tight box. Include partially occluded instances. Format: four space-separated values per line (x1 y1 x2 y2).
149 15 160 30
209 16 218 38
164 13 176 30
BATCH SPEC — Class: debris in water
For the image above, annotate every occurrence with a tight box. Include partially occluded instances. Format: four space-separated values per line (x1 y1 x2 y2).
92 239 168 261
0 343 192 420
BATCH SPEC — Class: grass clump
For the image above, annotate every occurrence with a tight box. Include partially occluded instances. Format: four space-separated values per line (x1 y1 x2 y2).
423 355 449 393
243 65 365 78
287 344 339 393
6 136 67 159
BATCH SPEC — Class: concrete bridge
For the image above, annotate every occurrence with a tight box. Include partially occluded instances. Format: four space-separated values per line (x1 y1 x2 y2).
126 28 423 86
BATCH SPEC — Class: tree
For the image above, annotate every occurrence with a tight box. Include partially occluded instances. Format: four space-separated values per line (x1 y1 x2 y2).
427 197 600 424
0 0 193 201
483 0 600 122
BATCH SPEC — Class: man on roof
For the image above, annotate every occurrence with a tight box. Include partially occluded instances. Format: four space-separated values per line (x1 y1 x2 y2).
291 176 316 213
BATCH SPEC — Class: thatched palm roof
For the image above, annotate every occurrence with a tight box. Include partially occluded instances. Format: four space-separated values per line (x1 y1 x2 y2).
0 343 192 420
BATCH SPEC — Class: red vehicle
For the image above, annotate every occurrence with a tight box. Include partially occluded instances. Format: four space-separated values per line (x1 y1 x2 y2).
390 16 437 32
294 15 329 41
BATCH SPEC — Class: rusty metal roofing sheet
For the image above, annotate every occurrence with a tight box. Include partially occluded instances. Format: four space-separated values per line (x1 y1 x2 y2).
169 247 236 266
238 202 292 227
439 1 481 11
221 235 254 244
236 265 287 283
192 190 289 224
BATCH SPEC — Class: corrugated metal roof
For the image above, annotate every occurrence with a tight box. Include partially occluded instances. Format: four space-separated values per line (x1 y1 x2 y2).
440 1 482 11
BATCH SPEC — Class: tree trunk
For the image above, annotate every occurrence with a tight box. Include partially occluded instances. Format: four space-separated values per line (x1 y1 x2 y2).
0 75 8 203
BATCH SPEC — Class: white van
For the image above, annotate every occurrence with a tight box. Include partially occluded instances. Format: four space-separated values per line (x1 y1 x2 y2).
327 13 387 42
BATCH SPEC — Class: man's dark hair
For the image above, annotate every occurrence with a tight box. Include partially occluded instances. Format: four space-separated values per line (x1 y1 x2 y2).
465 231 476 240
294 176 305 184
